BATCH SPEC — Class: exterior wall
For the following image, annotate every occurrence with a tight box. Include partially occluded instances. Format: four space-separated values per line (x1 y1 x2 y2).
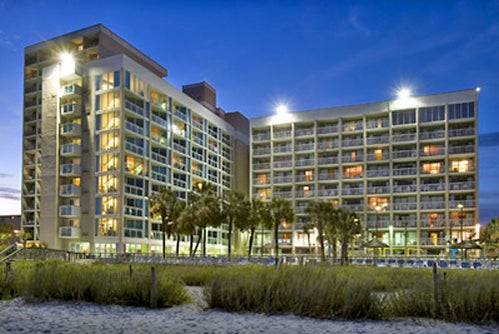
250 90 479 256
21 25 249 254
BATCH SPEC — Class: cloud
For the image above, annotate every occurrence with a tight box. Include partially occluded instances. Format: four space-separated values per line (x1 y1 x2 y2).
348 7 371 37
0 186 20 201
0 173 13 178
0 30 17 52
479 132 499 147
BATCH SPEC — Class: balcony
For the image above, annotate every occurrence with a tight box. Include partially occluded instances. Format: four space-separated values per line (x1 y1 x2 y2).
392 167 417 176
273 130 292 139
392 150 417 159
366 169 390 178
60 123 82 137
59 226 81 239
253 162 270 170
125 142 144 156
366 136 389 145
367 186 389 194
173 108 187 122
295 143 315 152
125 121 144 136
392 133 416 142
341 155 363 163
59 184 81 197
318 188 338 197
342 138 363 147
125 100 145 117
60 144 81 157
366 153 389 161
420 183 445 192
273 145 292 154
318 173 338 181
317 156 338 165
393 184 417 193
252 133 271 141
59 205 81 217
274 191 293 199
253 147 271 156
151 114 167 128
419 130 445 141
449 182 475 191
60 83 82 98
61 103 81 118
274 176 293 184
448 145 475 155
295 158 315 167
273 161 293 169
342 188 364 196
60 163 81 176
420 201 446 210
393 203 418 211
317 125 338 135
295 128 314 137
448 128 475 138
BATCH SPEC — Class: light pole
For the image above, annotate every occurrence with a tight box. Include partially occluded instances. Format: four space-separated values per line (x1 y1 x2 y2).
457 203 464 242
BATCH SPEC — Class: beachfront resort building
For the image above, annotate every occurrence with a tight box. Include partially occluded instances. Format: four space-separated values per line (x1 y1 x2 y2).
250 89 479 256
21 24 249 254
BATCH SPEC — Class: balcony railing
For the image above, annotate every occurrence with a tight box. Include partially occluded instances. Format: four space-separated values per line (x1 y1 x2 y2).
295 143 314 151
274 176 293 184
392 150 417 159
59 205 80 217
125 100 144 117
366 136 389 145
366 169 390 177
125 142 144 156
366 153 389 161
420 201 446 210
448 128 474 138
253 147 271 156
420 184 445 192
60 164 81 176
60 83 82 97
318 173 338 181
60 144 81 156
393 184 417 193
449 182 475 191
318 188 338 197
273 161 293 168
253 162 270 170
367 186 389 194
61 103 81 118
317 125 338 134
317 156 338 165
60 123 82 136
295 128 314 137
59 226 81 239
419 130 445 140
342 188 364 196
392 133 416 142
448 145 475 155
125 121 144 136
59 184 81 196
252 133 271 141
393 167 417 176
273 131 292 139
274 146 292 154
296 159 315 167
393 203 418 211
274 191 293 199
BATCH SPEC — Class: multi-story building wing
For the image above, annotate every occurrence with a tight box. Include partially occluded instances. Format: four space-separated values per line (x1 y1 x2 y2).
21 24 248 254
250 90 479 256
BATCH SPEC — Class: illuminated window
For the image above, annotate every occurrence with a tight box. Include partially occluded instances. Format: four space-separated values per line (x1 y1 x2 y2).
451 160 470 173
258 174 267 184
98 175 118 194
343 121 356 132
350 151 357 162
368 197 389 210
99 153 119 172
344 165 363 178
423 145 440 156
258 188 271 199
303 186 310 198
126 156 144 175
375 149 383 160
305 170 313 181
97 218 118 236
97 91 120 110
422 162 441 174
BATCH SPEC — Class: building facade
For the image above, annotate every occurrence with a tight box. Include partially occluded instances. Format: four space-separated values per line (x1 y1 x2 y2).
250 90 479 256
21 25 248 254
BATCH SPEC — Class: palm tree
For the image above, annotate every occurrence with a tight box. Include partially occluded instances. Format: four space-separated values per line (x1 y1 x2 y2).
221 190 247 260
269 198 295 261
302 221 315 254
150 187 186 258
189 181 222 257
335 207 361 265
480 217 499 257
306 200 334 262
237 198 270 259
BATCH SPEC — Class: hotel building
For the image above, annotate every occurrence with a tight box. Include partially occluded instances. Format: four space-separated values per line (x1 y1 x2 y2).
250 90 479 255
21 25 248 254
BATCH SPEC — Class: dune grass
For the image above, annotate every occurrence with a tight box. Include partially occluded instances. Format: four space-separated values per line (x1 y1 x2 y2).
1 260 497 323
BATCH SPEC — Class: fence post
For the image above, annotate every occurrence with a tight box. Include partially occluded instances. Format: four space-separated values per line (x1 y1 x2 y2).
5 261 11 281
150 266 158 308
432 262 440 316
129 265 133 278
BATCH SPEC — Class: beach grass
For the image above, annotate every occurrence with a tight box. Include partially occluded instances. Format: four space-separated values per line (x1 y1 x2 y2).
1 261 497 323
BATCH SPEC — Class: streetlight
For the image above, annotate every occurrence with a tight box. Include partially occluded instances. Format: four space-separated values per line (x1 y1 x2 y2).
457 203 465 242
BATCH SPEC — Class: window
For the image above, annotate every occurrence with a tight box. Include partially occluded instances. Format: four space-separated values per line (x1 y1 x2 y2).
374 149 383 160
419 106 445 123
98 132 120 151
96 71 120 91
96 218 118 237
451 160 470 173
125 71 146 96
392 109 416 125
98 153 119 173
449 102 474 120
368 197 389 210
423 145 441 156
422 162 442 174
344 165 363 178
305 170 313 181
96 111 119 130
97 91 120 110
97 174 118 194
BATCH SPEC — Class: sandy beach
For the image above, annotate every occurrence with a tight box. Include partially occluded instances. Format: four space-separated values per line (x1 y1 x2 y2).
0 296 496 334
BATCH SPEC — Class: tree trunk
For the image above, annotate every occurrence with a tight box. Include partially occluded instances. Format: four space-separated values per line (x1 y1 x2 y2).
189 234 194 257
228 219 233 261
318 225 326 262
274 220 279 264
340 235 348 265
175 233 180 257
193 229 202 257
202 227 206 257
162 221 166 259
248 227 255 260
331 237 337 264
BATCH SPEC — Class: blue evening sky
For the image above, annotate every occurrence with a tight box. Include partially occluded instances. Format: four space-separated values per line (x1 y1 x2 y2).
0 1 498 222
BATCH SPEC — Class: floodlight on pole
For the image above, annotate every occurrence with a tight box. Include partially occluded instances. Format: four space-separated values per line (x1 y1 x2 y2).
397 88 411 100
275 104 288 115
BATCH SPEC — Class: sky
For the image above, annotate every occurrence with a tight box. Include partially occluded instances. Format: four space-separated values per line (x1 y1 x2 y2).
0 0 498 222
